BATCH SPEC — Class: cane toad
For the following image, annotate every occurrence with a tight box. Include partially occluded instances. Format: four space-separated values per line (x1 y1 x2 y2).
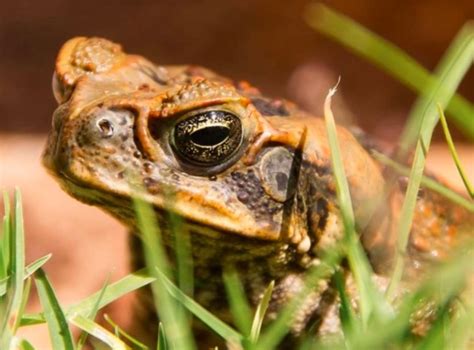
43 37 473 347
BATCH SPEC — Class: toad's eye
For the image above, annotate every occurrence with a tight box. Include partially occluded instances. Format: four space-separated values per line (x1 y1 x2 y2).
171 110 242 166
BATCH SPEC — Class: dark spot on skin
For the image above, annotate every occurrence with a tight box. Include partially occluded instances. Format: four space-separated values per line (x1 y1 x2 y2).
227 170 283 220
143 177 161 194
275 172 288 192
118 116 127 125
120 133 129 142
251 97 290 116
316 197 328 231
143 177 156 186
133 151 141 158
117 171 125 179
417 187 425 199
315 164 331 177
237 190 249 202
398 176 409 192
143 162 154 173
209 175 217 181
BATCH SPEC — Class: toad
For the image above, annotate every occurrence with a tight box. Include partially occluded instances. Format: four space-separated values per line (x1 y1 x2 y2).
43 37 473 347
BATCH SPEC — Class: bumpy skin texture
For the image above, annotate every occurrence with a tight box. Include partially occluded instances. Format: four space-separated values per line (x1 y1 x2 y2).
43 37 473 347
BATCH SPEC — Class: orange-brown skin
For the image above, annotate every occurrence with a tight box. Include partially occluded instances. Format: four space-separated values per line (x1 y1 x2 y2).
43 37 472 346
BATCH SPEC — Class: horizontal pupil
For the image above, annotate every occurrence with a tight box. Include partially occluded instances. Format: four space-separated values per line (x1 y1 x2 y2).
190 126 230 146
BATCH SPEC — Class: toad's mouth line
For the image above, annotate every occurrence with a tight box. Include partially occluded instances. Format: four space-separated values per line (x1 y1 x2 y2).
56 170 287 251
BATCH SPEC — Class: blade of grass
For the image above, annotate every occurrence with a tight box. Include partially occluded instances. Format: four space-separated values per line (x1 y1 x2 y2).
0 254 52 297
155 267 243 343
386 26 474 298
157 322 168 350
305 4 474 139
334 270 359 339
415 303 451 350
34 268 74 350
167 201 194 298
0 191 11 347
13 277 31 333
76 276 110 350
438 104 474 198
133 194 195 350
0 191 11 279
447 300 474 350
324 83 392 325
103 314 148 350
0 189 26 349
70 314 130 350
171 216 194 298
222 267 253 337
19 339 36 350
357 241 472 349
20 268 156 326
256 248 341 349
372 151 474 212
398 24 474 156
249 280 274 344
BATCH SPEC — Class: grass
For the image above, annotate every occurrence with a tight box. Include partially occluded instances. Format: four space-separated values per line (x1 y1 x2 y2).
1 3 473 349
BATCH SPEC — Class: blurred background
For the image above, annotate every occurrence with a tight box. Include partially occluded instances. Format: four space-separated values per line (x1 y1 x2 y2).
1 0 473 139
0 0 473 348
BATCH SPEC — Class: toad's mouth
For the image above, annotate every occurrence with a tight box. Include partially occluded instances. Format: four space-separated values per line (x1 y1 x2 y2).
55 170 286 257
57 171 289 263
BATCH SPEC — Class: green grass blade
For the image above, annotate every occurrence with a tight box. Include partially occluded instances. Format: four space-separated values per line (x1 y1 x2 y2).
70 314 130 350
305 4 474 139
13 277 31 333
415 303 450 350
324 85 391 325
399 24 474 155
68 268 154 318
76 276 109 350
133 195 196 350
334 270 359 339
386 26 474 298
0 191 12 348
222 267 253 337
19 339 36 350
346 241 473 349
372 151 474 212
0 254 52 297
10 189 26 326
0 189 26 348
157 322 168 350
257 249 341 349
249 280 274 343
168 207 194 298
162 189 194 299
155 267 243 343
447 301 474 350
0 191 11 279
20 268 156 326
34 268 74 350
103 314 148 350
438 104 474 198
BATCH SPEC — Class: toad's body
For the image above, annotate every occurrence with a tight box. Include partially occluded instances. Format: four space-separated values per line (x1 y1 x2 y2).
43 37 472 346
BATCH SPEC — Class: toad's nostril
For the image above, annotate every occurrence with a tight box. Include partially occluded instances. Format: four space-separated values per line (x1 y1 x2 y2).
97 118 114 137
